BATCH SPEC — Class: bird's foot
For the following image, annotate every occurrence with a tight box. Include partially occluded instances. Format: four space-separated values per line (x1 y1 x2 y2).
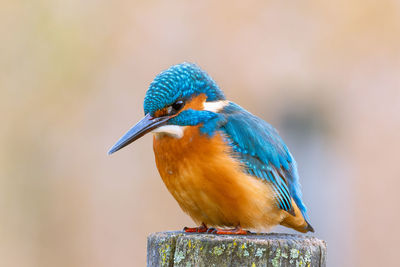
207 226 249 235
183 223 208 233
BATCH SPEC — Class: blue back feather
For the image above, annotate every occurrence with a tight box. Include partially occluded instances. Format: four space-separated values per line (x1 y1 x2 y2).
217 103 309 219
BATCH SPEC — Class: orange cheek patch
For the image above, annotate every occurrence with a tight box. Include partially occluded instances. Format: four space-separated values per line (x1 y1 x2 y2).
154 107 169 117
182 93 207 111
153 93 207 118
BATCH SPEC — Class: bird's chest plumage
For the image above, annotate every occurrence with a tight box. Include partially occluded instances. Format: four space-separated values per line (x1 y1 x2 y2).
153 126 280 229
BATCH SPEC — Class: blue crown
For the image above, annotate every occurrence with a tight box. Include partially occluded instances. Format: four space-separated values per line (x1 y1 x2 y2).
143 63 226 116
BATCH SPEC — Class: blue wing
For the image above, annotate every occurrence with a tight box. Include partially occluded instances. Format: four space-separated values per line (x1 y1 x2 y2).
217 102 309 219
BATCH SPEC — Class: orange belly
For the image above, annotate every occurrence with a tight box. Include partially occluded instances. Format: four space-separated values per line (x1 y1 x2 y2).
153 126 285 231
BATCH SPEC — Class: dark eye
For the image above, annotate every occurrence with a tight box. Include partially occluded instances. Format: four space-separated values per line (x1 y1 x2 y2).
171 100 184 113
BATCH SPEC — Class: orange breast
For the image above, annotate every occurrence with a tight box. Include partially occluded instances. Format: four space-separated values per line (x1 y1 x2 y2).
153 126 285 231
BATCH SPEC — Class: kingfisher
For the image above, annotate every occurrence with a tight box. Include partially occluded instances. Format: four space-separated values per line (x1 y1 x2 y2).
108 63 314 234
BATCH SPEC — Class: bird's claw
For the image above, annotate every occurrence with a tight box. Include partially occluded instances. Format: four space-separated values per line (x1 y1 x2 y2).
183 223 208 233
206 226 249 235
206 227 217 234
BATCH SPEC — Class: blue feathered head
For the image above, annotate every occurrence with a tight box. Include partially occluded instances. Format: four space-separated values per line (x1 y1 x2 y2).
143 63 225 116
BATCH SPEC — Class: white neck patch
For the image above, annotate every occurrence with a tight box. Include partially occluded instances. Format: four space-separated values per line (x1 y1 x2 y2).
152 125 185 139
203 100 229 112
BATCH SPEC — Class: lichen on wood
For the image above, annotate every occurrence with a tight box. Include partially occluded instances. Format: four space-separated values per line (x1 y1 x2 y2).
147 231 326 267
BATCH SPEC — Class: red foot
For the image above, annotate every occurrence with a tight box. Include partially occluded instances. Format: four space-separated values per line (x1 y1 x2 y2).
207 226 249 235
183 223 208 233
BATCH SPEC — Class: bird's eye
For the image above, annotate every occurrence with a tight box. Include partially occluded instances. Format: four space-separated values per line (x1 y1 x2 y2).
171 100 184 113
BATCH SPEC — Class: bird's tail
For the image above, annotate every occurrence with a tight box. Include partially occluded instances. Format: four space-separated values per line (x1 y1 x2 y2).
280 200 314 233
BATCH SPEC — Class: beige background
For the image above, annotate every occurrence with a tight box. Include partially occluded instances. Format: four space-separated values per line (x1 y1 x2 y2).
1 1 400 266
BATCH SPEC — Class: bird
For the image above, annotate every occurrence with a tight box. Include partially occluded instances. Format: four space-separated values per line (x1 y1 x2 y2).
108 62 314 234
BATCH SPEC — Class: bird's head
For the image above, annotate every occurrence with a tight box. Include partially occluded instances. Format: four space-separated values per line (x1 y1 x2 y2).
108 63 227 154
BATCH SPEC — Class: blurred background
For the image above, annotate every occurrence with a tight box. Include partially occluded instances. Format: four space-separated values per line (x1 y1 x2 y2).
1 0 399 266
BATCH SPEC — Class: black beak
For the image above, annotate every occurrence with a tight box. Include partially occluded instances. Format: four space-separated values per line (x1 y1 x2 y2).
108 114 169 154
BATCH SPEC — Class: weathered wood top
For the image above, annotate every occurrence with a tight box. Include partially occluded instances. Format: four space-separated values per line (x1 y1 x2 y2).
147 231 326 267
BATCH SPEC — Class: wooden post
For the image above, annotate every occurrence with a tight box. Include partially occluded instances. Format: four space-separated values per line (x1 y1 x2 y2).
147 231 326 267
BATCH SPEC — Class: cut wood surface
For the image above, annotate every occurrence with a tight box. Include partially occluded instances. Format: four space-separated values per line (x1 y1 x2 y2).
147 231 326 267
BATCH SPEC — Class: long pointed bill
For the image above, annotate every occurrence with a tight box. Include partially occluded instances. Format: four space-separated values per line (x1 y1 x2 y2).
108 114 169 154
